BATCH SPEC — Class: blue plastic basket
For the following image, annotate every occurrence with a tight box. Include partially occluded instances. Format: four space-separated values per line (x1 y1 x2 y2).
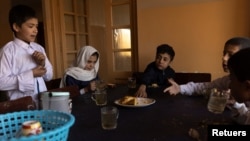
0 110 75 141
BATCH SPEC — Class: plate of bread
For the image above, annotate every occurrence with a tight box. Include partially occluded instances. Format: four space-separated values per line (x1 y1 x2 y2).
114 96 156 108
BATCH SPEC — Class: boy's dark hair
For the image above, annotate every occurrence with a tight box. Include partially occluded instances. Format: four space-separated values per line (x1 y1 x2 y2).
228 48 250 82
156 44 175 61
9 4 37 33
225 37 250 50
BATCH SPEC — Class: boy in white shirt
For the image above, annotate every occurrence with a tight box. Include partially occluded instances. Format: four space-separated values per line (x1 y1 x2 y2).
164 37 250 96
164 37 250 124
0 5 53 108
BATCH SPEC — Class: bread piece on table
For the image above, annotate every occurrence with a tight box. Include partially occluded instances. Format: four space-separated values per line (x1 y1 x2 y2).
120 96 138 105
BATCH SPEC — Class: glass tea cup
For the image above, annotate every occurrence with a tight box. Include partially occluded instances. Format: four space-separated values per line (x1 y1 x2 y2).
95 80 107 92
101 106 119 130
207 88 230 114
128 77 136 88
91 90 107 106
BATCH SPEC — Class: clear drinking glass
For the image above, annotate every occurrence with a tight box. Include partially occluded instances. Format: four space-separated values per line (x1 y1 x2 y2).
128 77 136 88
101 106 119 130
96 80 107 92
207 88 229 114
92 90 107 106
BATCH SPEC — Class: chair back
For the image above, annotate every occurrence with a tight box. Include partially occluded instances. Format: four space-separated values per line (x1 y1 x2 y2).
0 96 36 114
174 72 211 84
45 78 62 90
0 91 8 102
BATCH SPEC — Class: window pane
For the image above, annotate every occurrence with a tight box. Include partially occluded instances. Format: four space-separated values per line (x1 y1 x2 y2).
67 53 77 67
64 15 75 32
112 4 130 26
64 0 73 12
77 0 86 14
113 28 131 49
78 16 87 33
66 35 76 50
79 35 88 47
114 51 131 71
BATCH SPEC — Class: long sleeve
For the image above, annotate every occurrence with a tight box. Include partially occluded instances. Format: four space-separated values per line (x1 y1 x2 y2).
0 45 34 92
65 74 98 95
180 75 230 95
29 42 53 93
42 50 53 82
65 75 98 89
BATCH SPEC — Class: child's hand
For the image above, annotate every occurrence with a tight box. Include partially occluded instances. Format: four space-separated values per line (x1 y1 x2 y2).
32 66 47 77
89 81 96 91
32 51 45 66
163 79 181 95
227 94 236 106
135 85 147 97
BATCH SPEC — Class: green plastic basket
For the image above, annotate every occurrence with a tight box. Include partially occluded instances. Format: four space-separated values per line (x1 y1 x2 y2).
0 110 75 141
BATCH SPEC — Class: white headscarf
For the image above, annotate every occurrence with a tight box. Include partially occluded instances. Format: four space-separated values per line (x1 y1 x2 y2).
60 46 100 87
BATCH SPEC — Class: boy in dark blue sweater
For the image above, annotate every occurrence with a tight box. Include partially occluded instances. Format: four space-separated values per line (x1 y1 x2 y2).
135 44 175 97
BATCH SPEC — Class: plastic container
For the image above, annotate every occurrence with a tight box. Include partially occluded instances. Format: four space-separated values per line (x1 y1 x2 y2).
40 92 71 113
0 110 75 141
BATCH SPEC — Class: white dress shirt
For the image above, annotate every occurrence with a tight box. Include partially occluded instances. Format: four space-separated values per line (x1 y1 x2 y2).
0 38 53 106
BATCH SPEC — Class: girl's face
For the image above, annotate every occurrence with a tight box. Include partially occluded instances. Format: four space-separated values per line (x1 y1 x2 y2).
155 53 172 70
14 18 38 43
229 72 250 103
222 45 240 73
84 55 98 71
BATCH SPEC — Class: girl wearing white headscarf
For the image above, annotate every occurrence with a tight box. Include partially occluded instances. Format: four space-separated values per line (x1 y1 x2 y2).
61 46 100 94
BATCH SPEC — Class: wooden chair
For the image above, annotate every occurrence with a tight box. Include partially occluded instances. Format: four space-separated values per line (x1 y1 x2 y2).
44 78 80 99
174 72 211 84
0 96 36 114
0 91 8 102
45 78 62 90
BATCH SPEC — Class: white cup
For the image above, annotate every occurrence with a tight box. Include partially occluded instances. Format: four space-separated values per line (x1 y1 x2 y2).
101 106 119 130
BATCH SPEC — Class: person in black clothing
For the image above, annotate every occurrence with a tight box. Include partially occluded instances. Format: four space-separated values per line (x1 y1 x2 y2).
135 44 175 97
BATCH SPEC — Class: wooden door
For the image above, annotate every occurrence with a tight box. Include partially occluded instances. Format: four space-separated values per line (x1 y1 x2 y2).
42 0 89 78
43 0 137 83
103 0 138 84
82 0 138 84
